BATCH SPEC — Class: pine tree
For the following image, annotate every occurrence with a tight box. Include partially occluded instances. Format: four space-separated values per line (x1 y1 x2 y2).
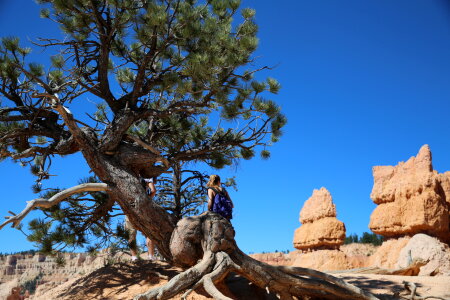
0 1 377 299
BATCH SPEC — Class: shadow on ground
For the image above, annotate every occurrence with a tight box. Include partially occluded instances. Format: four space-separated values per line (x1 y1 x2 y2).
58 260 179 299
340 275 423 300
56 260 279 300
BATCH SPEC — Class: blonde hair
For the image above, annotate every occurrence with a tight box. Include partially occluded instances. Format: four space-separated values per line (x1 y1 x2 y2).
207 174 221 187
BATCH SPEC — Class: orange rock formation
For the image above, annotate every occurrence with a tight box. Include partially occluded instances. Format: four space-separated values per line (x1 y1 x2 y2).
369 145 450 241
293 187 346 251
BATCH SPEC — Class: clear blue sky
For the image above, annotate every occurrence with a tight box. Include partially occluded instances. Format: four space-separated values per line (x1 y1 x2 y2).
1 0 450 254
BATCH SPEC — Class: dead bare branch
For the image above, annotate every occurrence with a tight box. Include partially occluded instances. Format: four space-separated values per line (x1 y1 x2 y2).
0 183 108 230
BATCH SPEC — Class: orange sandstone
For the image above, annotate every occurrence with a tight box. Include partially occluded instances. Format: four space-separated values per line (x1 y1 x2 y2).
293 187 346 251
369 145 450 241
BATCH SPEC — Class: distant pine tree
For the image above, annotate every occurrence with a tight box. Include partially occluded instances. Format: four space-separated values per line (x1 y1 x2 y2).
344 232 383 246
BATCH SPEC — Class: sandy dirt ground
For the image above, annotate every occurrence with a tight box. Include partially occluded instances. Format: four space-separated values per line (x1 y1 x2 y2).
335 273 450 300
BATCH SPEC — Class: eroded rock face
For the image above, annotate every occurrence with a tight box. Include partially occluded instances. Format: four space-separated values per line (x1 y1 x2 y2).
249 252 291 266
369 145 450 241
0 250 115 295
369 237 411 269
293 187 346 251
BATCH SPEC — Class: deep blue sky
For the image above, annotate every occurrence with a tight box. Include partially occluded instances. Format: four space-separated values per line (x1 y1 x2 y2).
1 0 450 254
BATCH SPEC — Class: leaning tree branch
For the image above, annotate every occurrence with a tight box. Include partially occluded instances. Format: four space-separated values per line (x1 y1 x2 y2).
11 146 47 160
0 183 108 230
32 92 95 152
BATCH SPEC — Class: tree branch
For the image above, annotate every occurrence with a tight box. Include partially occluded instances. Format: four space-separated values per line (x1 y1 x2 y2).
32 93 95 151
0 183 108 230
124 134 169 168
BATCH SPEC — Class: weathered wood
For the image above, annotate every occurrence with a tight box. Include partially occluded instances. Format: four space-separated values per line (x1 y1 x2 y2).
0 183 108 230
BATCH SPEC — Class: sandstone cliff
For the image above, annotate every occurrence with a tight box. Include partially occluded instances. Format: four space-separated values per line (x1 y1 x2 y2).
0 251 116 299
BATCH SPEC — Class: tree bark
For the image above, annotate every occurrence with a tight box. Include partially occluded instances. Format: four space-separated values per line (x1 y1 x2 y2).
95 156 177 261
172 162 183 220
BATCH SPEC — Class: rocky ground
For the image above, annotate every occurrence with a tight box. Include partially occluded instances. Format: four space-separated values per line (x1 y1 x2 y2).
334 273 450 300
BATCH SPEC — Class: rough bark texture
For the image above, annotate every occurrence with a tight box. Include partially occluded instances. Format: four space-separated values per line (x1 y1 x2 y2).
96 156 177 261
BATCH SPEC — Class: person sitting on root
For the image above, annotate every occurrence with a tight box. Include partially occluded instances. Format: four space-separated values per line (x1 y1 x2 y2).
207 174 234 220
124 176 157 261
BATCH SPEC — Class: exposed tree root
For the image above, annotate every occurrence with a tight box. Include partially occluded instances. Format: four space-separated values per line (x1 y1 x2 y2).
135 212 380 300
231 250 379 300
0 183 108 229
398 281 447 300
134 250 216 300
330 259 428 276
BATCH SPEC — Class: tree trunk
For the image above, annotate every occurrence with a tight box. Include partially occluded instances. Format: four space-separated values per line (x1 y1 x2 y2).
91 155 177 261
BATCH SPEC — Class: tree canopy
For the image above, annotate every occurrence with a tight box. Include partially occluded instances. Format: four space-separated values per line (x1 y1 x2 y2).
0 0 286 185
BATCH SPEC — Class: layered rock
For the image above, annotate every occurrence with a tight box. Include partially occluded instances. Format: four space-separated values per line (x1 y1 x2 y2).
369 145 450 241
251 243 377 271
293 187 346 251
0 252 103 283
341 243 377 269
249 252 291 266
0 250 126 300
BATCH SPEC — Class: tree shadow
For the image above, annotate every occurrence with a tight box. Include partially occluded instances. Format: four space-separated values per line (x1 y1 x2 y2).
224 272 279 300
57 260 179 299
339 275 424 300
56 261 279 300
